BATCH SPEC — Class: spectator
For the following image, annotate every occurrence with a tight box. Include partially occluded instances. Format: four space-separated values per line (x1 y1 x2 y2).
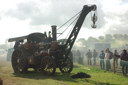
14 40 23 49
107 48 113 60
69 52 73 62
14 41 20 49
76 50 82 64
86 49 92 65
107 48 113 69
113 50 120 67
120 49 128 75
99 50 105 69
93 49 98 65
76 50 81 63
105 49 111 71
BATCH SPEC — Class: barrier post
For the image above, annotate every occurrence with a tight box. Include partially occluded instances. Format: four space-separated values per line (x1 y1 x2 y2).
113 55 116 73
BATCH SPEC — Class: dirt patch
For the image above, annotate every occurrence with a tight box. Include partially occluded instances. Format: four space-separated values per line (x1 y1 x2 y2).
71 72 91 79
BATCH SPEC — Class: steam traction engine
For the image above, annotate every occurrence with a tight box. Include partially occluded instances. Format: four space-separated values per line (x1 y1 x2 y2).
8 5 97 75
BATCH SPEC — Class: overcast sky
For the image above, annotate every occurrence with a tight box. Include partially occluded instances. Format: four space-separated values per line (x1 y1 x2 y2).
0 0 128 44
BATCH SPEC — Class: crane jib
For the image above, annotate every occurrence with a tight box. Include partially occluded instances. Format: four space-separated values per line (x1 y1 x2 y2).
64 5 97 61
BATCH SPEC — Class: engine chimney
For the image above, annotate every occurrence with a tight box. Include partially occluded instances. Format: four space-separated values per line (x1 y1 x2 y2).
51 25 57 41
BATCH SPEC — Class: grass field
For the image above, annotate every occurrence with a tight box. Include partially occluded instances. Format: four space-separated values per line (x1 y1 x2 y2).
0 62 128 85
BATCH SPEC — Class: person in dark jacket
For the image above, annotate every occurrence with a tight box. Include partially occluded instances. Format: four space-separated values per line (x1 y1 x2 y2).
120 49 128 75
93 49 98 65
76 50 82 64
86 49 92 65
113 50 119 67
14 40 23 49
99 50 105 69
14 41 20 49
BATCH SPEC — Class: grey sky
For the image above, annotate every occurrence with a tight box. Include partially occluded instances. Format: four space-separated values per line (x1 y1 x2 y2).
5 0 105 28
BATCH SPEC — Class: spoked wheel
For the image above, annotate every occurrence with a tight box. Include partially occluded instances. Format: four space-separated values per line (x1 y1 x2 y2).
41 56 56 75
11 48 28 73
59 57 73 73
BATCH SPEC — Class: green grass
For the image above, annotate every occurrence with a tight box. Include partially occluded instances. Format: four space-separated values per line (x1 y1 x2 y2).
0 63 128 85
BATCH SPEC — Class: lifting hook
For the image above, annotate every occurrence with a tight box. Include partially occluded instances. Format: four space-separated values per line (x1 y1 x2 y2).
91 11 97 28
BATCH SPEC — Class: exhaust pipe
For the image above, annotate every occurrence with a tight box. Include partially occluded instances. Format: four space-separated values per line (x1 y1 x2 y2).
51 25 57 41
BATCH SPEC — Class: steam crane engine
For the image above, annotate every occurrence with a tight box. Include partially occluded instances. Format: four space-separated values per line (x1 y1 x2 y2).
8 5 97 75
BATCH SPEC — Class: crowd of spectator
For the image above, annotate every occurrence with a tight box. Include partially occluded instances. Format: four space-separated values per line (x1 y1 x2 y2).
72 48 128 76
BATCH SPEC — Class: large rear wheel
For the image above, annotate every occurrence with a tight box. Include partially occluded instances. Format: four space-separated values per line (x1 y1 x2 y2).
40 56 56 75
11 48 28 73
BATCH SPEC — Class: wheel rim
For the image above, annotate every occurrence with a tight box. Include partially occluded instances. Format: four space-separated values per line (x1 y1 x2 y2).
12 49 27 73
59 58 73 73
41 57 56 75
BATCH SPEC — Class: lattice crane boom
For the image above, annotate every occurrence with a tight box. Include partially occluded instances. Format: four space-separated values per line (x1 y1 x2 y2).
64 5 97 60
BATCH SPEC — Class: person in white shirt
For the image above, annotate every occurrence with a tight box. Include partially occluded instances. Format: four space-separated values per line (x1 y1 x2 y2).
105 49 111 71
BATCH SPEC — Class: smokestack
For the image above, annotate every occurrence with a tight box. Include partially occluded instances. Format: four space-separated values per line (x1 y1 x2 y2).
51 25 57 41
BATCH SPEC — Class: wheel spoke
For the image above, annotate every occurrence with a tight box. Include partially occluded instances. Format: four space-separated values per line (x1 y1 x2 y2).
12 48 28 73
41 56 56 75
59 57 73 73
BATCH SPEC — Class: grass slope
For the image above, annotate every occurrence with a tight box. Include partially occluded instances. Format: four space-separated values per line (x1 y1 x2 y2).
0 62 128 85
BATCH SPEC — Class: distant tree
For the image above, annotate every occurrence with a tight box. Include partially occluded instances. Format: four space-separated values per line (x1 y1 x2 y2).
98 36 104 42
77 38 86 44
75 38 87 48
104 34 113 42
87 37 98 42
0 44 8 49
86 37 98 48
123 34 128 40
113 34 123 40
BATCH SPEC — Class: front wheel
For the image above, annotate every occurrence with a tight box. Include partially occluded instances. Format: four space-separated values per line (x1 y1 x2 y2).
59 57 73 73
40 56 56 75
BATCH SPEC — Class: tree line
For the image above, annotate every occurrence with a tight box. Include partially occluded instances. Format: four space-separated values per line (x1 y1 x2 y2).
75 34 128 49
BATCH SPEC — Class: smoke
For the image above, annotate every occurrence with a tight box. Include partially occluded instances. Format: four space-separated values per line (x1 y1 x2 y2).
74 41 86 47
